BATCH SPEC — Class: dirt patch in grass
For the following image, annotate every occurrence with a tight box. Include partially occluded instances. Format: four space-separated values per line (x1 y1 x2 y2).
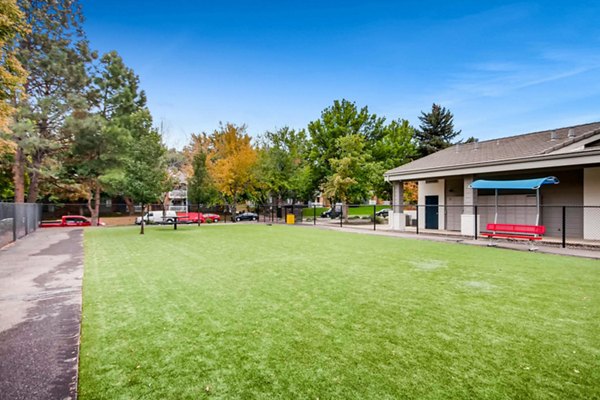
100 216 136 226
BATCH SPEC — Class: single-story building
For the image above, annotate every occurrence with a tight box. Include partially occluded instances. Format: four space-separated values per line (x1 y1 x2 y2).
384 122 600 240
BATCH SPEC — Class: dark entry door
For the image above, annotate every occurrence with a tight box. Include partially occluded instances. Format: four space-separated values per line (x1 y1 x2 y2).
425 195 439 229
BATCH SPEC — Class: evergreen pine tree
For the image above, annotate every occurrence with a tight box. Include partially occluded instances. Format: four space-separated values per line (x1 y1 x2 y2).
13 0 94 202
415 103 461 158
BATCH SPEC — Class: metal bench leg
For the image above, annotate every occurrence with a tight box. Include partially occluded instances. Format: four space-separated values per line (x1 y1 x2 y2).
528 240 538 251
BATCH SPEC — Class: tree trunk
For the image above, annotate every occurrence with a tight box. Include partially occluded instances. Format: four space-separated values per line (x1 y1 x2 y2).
12 142 25 203
124 197 135 215
86 193 93 221
27 151 43 203
231 196 237 222
94 186 101 226
87 184 101 226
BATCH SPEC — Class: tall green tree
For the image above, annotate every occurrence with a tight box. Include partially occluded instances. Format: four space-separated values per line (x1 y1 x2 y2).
321 134 374 220
307 99 385 200
371 119 416 198
188 149 218 214
91 50 147 121
414 103 461 158
64 51 147 224
12 0 94 202
122 109 168 234
255 126 309 203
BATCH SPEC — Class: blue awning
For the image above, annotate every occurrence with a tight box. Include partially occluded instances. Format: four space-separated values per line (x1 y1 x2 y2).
469 176 559 190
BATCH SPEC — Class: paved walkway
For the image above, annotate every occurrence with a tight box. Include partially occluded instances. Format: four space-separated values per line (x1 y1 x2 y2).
0 228 84 400
301 223 600 259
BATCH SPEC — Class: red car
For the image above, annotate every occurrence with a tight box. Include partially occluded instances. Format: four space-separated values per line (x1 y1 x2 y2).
174 212 221 224
40 215 96 227
176 212 205 224
202 213 221 223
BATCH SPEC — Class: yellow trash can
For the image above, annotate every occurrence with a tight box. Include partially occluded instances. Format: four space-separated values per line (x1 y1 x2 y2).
286 214 295 224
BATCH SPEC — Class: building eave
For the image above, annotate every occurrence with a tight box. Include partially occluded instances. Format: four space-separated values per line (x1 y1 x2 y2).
384 149 600 181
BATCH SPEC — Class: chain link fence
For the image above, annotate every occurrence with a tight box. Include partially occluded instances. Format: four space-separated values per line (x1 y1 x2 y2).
0 203 43 248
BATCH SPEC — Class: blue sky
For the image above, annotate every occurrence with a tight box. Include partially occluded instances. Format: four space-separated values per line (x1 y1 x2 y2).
82 1 600 148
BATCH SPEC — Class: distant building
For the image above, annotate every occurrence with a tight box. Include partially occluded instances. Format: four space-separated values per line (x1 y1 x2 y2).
165 171 188 212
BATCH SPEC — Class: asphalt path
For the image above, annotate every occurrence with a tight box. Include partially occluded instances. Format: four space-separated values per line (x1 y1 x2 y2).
0 228 84 400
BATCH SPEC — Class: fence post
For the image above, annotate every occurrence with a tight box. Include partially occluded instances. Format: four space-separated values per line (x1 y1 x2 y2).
474 205 478 240
416 205 419 235
13 204 17 242
24 204 28 236
562 206 566 248
373 205 376 231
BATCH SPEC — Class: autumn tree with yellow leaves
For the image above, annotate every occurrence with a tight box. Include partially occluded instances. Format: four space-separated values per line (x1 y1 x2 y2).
0 0 27 199
0 0 27 130
206 123 257 217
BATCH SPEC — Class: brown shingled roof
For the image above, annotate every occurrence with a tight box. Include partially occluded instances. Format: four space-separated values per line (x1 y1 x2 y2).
385 121 600 176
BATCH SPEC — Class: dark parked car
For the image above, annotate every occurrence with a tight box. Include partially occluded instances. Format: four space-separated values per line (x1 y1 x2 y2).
233 212 258 222
375 208 391 218
320 206 341 219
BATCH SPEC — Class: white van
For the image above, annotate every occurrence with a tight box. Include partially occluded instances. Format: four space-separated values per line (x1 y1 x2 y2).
135 210 178 225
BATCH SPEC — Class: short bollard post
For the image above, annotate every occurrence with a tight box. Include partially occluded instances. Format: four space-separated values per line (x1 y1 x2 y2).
174 217 177 230
313 205 316 225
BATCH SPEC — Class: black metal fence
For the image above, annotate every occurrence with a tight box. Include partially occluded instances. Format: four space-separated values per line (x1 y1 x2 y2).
389 203 600 248
0 202 43 248
23 201 600 248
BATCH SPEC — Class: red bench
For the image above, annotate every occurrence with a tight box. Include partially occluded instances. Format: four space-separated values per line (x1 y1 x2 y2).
482 223 545 250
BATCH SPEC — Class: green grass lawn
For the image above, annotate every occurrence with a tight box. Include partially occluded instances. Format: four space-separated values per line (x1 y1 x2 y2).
80 225 600 399
302 205 388 217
